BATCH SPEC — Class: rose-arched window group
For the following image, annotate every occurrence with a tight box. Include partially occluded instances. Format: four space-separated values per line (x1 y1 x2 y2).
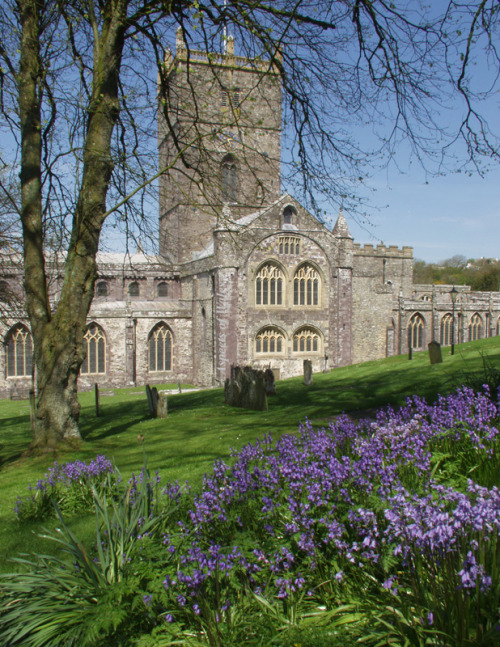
76 322 175 376
255 262 321 307
255 326 322 354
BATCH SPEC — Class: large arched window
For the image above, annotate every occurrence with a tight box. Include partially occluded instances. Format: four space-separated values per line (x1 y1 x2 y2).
157 282 168 298
408 313 425 350
128 281 140 297
221 154 237 203
283 205 297 225
293 264 320 306
149 323 173 372
469 313 483 341
440 313 454 347
255 263 284 306
5 324 33 377
255 327 285 354
293 327 321 353
95 281 108 297
81 324 106 375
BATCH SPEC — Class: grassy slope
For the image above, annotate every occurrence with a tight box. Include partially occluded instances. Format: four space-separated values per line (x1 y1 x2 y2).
0 337 499 570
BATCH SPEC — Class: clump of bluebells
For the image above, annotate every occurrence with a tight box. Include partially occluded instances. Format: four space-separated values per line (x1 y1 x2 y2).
15 455 116 520
151 386 499 646
8 386 500 646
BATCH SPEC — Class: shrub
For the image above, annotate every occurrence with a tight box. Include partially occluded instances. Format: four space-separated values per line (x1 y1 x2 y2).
14 455 116 521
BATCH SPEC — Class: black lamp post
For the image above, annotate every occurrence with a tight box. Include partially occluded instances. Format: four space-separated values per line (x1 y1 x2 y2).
450 286 458 355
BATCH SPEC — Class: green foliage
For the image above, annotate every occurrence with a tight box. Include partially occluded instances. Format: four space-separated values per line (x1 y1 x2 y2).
413 256 500 291
0 452 178 646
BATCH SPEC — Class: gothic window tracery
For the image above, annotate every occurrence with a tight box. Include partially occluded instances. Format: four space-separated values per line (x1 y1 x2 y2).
255 327 285 354
292 327 321 353
408 313 425 349
293 264 320 306
255 263 284 306
81 324 106 375
5 324 33 377
440 313 454 346
469 313 483 341
149 323 173 372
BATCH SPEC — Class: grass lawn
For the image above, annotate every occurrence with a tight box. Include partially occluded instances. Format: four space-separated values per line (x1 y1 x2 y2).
0 336 499 571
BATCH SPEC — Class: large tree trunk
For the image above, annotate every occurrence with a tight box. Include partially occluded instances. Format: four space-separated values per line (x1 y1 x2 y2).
17 0 128 451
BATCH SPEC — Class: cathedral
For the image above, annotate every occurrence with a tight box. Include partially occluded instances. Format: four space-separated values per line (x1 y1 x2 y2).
1 33 499 398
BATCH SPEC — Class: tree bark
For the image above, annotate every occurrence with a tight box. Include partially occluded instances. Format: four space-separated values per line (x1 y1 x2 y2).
17 0 128 450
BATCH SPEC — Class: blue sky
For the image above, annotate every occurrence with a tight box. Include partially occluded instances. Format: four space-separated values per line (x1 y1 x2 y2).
345 164 500 264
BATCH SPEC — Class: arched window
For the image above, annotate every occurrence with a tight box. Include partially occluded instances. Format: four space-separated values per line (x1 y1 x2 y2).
255 263 284 306
283 205 296 225
255 327 285 354
149 323 173 372
5 324 33 377
157 282 168 297
469 313 483 341
293 264 320 306
128 281 139 297
221 154 237 203
81 324 106 375
95 281 108 297
293 327 321 353
440 313 454 347
408 313 425 350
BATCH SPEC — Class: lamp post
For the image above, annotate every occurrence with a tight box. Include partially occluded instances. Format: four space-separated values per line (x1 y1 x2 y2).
450 286 458 355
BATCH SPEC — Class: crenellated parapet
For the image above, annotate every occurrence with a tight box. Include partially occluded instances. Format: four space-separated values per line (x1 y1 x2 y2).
353 243 413 259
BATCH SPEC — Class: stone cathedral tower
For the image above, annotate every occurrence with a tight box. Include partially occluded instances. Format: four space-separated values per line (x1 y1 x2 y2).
158 29 282 263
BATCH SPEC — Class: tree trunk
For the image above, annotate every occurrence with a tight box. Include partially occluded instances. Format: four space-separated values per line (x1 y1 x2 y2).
16 0 128 451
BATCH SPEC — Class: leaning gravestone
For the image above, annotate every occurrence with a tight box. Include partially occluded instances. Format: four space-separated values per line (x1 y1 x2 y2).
145 384 159 417
303 359 313 385
225 365 268 411
428 340 443 365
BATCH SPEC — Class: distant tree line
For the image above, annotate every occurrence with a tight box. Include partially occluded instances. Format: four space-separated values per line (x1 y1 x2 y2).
413 255 500 291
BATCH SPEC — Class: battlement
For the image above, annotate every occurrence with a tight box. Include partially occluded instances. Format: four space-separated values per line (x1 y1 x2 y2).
353 243 413 258
165 30 281 74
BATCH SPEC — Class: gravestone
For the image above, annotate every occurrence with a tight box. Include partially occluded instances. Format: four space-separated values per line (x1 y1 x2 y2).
264 367 276 396
145 384 159 417
428 340 443 365
224 365 268 411
303 359 313 385
157 394 168 418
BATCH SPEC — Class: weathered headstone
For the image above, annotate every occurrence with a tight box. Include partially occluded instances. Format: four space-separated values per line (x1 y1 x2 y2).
264 367 276 396
145 384 158 417
224 365 268 411
157 394 168 418
303 359 313 385
428 340 443 365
